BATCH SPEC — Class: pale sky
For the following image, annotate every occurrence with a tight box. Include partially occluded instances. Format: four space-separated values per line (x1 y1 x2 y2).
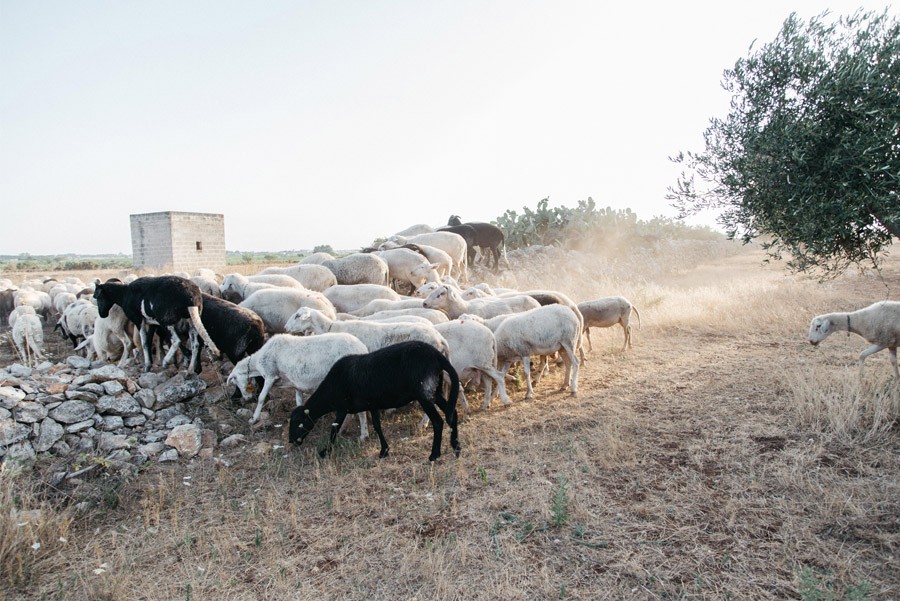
1 1 894 255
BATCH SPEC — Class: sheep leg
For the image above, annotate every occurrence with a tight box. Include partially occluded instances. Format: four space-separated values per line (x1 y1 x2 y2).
563 342 579 395
320 411 347 458
116 333 133 368
457 387 468 415
418 401 445 462
370 410 390 458
160 326 182 368
497 361 514 405
139 324 153 371
621 322 630 351
890 347 899 379
294 390 304 407
187 328 201 374
858 344 885 377
250 376 278 424
480 367 510 407
351 413 370 441
522 356 534 399
480 374 491 409
432 393 460 458
533 356 551 386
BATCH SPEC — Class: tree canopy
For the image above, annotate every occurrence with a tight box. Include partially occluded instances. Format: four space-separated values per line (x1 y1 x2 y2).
668 9 899 275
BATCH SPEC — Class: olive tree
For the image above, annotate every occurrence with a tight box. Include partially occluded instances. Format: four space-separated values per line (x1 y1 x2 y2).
668 10 899 275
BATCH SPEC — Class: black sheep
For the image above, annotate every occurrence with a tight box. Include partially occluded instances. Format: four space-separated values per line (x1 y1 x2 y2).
93 276 220 372
177 293 266 374
289 340 461 462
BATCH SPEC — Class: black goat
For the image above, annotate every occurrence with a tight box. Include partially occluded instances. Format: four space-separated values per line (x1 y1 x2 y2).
289 340 461 462
93 276 220 372
436 223 478 264
447 215 507 270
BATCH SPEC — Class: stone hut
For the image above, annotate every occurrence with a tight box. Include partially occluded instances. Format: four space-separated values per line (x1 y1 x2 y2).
130 212 225 272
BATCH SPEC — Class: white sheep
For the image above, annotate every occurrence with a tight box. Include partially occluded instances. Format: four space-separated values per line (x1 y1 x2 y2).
227 332 369 424
372 248 440 292
809 300 900 378
393 223 436 237
457 312 512 333
258 264 337 291
57 300 99 349
284 307 450 357
349 297 426 317
191 275 222 298
414 282 442 298
379 242 453 278
219 273 301 303
239 287 337 333
494 304 581 400
434 318 510 410
53 292 78 317
322 283 400 314
400 231 468 284
300 251 335 264
349 314 435 326
360 308 450 324
77 304 136 366
13 289 52 320
321 254 391 286
577 296 641 353
13 309 44 365
195 268 220 281
422 285 540 320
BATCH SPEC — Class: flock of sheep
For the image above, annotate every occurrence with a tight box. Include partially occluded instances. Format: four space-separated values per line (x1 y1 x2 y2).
2 218 898 459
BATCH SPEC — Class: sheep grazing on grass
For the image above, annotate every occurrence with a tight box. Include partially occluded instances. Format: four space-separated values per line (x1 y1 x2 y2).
289 340 461 462
495 304 581 400
577 296 641 353
227 333 369 424
809 301 900 378
93 276 220 372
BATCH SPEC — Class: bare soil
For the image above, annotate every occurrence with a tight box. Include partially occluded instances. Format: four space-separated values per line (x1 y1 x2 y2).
2 245 897 600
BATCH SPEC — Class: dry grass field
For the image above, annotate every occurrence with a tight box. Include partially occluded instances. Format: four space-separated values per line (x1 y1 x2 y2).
2 239 898 600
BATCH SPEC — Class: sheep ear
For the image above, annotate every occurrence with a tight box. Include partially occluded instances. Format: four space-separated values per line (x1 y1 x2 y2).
430 263 438 270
